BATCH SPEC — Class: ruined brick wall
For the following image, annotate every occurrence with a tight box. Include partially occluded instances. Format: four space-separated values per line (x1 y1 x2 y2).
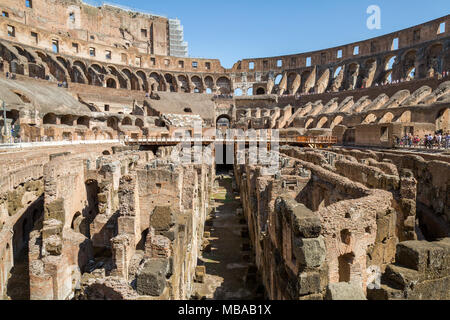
235 147 398 299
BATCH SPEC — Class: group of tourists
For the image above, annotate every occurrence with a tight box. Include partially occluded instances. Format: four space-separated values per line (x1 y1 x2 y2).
397 132 450 149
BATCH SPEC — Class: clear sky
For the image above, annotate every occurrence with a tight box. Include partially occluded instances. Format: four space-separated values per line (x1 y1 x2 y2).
85 0 449 68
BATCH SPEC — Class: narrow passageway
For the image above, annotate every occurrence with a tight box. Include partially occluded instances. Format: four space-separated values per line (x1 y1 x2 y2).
193 168 260 300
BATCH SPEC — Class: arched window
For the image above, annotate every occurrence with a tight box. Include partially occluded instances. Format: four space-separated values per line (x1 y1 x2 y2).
256 87 266 95
106 78 117 88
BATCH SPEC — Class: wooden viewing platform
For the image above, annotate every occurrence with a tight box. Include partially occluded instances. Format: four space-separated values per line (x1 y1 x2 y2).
124 136 338 149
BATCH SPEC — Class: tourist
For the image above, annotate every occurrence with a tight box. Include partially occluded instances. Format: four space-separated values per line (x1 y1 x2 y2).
427 134 434 149
436 133 442 149
446 132 450 149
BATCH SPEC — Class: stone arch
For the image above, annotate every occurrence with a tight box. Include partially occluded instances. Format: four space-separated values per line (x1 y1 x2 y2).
164 74 177 92
136 70 148 92
286 72 300 94
178 75 190 93
216 77 231 94
71 60 88 84
346 62 360 89
108 66 128 89
256 87 266 95
43 113 57 125
107 117 119 130
191 76 203 93
123 69 140 91
315 69 331 94
216 114 232 128
77 116 90 127
316 116 329 129
362 113 377 124
122 117 132 126
402 50 417 79
149 72 164 91
61 115 73 126
135 118 144 128
426 43 443 74
106 77 117 88
395 111 412 123
379 112 395 124
435 108 449 132
333 66 343 79
204 76 214 93
330 115 344 129
87 63 105 86
305 118 314 129
300 69 312 93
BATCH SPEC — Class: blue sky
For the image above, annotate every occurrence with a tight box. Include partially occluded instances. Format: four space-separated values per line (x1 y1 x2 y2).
85 0 449 68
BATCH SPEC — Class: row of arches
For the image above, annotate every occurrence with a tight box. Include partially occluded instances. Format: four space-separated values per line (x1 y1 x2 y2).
269 41 445 95
303 108 449 130
0 41 233 94
42 113 145 129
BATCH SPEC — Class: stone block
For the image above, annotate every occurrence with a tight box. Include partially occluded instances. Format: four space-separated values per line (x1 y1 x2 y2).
150 206 175 232
298 272 321 296
396 241 430 271
325 282 367 300
293 236 326 268
136 258 170 296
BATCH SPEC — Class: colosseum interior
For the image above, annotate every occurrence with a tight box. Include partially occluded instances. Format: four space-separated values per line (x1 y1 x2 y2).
0 0 449 301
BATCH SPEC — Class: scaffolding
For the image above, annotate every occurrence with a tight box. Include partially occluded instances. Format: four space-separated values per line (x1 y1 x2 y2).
169 19 188 57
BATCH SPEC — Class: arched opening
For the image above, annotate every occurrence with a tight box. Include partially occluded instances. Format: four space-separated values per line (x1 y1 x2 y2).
184 108 192 113
43 113 57 125
275 74 283 85
217 116 231 129
165 74 176 92
305 119 314 129
123 69 140 91
76 115 88 126
363 114 377 124
436 108 449 132
122 117 132 126
217 77 231 94
396 111 412 123
247 88 253 96
107 117 118 130
106 78 117 88
136 71 148 91
256 87 266 95
286 72 299 94
385 56 397 71
316 117 329 129
149 72 163 91
403 50 417 79
191 76 203 93
379 112 394 124
61 115 73 126
135 118 144 128
330 116 344 129
334 66 343 79
234 88 243 96
88 64 105 87
178 75 189 93
407 67 416 80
